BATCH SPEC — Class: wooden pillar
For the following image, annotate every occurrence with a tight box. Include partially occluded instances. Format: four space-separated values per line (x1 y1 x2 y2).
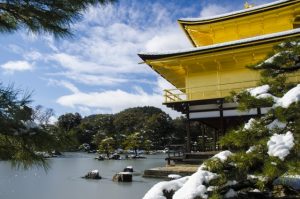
213 128 217 151
219 100 225 136
202 125 206 152
257 107 261 116
186 106 191 153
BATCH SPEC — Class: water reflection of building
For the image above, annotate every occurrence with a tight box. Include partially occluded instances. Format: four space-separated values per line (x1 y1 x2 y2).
138 0 300 156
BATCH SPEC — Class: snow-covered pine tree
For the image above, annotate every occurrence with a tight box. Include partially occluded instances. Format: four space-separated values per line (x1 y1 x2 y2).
143 39 300 199
207 39 300 198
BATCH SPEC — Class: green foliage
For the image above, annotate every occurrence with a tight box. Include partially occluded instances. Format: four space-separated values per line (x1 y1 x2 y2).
57 113 82 131
0 0 116 168
123 132 152 155
98 136 115 157
55 106 182 151
0 0 115 37
228 90 274 111
0 84 61 169
208 39 300 194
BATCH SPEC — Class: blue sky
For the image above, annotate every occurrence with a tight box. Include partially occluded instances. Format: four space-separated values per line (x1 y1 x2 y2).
0 0 276 121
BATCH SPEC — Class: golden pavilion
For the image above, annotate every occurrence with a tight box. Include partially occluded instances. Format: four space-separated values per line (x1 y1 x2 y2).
138 0 300 154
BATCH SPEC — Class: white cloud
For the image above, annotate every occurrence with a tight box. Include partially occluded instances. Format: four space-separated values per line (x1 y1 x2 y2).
199 4 232 18
47 79 80 93
24 51 42 61
1 60 34 73
56 78 181 118
43 1 192 87
145 25 191 52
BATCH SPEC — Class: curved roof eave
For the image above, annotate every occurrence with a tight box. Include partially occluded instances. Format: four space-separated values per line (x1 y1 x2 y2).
138 28 300 61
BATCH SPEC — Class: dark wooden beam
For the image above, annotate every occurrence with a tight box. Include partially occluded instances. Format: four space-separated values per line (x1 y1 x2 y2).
186 105 191 153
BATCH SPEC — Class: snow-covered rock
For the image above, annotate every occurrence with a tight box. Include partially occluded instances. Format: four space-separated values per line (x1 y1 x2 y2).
83 169 101 179
267 131 294 160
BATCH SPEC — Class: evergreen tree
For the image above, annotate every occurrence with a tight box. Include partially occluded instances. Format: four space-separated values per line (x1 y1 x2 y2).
0 85 58 168
98 136 115 158
0 0 115 168
0 0 115 37
204 40 300 198
123 132 152 156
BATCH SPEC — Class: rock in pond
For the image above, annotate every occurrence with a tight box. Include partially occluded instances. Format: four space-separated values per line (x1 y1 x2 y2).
83 170 101 179
123 166 133 173
113 172 132 182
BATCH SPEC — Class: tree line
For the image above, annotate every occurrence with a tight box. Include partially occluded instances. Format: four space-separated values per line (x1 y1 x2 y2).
56 106 188 155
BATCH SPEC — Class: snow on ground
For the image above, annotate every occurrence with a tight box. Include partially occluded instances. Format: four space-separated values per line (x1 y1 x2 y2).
211 150 232 162
267 119 286 130
173 170 218 199
143 177 189 199
267 131 294 160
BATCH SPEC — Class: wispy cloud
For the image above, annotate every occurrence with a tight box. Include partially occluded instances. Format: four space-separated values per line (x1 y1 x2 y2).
55 78 180 118
199 4 233 18
1 60 34 74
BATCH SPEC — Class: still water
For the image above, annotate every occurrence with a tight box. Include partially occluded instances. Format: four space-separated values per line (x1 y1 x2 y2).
0 153 165 199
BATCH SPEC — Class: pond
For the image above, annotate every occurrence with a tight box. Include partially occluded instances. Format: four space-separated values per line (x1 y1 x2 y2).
0 153 166 199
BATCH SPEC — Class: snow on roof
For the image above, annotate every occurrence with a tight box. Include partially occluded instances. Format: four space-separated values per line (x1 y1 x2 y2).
179 0 290 22
139 28 300 58
143 176 189 199
267 131 294 160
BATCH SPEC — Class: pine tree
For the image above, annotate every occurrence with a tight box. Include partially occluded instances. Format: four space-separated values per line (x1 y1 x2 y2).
98 137 115 158
0 0 115 37
0 0 115 168
204 39 300 198
0 84 59 169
